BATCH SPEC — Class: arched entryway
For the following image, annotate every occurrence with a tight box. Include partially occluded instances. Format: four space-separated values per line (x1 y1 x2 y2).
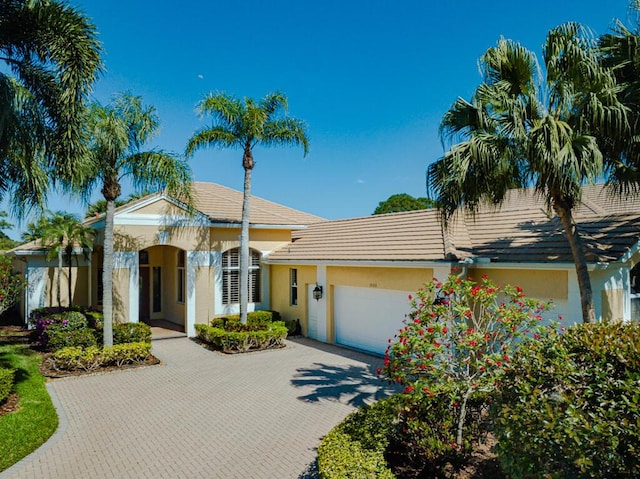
138 245 186 333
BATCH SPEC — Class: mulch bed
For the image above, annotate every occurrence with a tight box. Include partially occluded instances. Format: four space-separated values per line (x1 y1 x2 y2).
0 393 20 418
39 354 162 379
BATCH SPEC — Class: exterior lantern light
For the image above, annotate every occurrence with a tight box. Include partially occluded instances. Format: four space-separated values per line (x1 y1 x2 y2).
313 283 323 301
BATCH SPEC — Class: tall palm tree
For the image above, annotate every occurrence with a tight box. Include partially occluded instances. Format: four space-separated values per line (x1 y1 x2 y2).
427 23 628 324
186 91 309 324
0 0 101 213
83 93 192 346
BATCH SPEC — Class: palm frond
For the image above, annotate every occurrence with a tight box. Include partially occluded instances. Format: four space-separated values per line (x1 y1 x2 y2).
261 119 309 155
197 92 243 129
185 126 240 157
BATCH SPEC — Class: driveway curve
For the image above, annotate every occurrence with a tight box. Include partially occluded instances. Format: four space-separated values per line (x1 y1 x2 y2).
2 337 394 479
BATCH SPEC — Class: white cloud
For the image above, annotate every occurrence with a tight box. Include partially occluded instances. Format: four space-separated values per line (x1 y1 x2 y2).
197 74 204 80
356 179 365 184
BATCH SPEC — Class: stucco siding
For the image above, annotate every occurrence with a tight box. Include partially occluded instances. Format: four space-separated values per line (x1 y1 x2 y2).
113 224 210 252
327 266 433 292
112 268 130 324
472 268 568 300
270 264 316 335
129 198 187 216
195 264 214 325
212 228 292 254
602 288 625 321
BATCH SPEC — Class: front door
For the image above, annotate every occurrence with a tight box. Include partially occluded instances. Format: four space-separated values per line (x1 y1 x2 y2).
139 267 150 321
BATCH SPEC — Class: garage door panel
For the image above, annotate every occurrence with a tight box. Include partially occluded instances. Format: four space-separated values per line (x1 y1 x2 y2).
334 286 412 355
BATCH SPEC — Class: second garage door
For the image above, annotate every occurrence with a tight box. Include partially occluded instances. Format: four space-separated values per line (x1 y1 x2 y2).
334 285 413 355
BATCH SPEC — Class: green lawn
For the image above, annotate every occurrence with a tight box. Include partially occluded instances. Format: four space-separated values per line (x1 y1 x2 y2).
0 339 58 472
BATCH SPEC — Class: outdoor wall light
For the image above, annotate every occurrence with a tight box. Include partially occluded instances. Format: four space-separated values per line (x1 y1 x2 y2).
313 283 323 301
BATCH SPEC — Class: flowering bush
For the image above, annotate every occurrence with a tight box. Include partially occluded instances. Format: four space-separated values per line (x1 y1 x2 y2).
381 274 554 465
0 255 26 316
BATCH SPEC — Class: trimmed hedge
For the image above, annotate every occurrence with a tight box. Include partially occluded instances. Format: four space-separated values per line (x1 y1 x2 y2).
210 310 281 329
48 342 152 372
0 367 14 403
47 327 97 351
318 397 398 479
491 322 640 479
195 321 288 353
113 323 152 344
31 311 94 351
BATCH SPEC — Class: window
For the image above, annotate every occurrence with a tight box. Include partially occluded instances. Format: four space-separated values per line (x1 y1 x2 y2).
177 250 185 303
139 250 149 265
290 268 298 306
222 248 261 304
152 267 162 313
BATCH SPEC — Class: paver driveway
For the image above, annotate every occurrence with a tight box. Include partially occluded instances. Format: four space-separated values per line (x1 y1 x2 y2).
2 337 395 479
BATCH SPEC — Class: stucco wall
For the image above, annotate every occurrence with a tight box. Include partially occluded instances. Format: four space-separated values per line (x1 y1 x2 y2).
211 228 292 253
270 264 317 335
327 266 434 292
112 267 130 324
43 265 90 309
601 288 625 321
113 224 210 253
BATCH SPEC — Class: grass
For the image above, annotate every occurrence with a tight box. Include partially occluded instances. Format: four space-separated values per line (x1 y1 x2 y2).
0 332 58 472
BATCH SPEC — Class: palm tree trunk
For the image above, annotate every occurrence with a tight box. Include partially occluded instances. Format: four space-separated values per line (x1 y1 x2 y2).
57 246 63 307
554 199 596 324
239 164 252 325
103 199 115 346
68 251 73 307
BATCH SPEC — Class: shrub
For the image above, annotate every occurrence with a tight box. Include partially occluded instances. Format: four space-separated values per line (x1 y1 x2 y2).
195 321 288 353
318 397 398 479
209 310 281 329
46 327 97 351
113 322 152 344
32 311 93 350
49 342 152 372
0 367 14 403
491 322 640 479
380 274 553 467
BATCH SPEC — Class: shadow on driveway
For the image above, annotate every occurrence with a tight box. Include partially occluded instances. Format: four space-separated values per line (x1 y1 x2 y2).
291 360 398 407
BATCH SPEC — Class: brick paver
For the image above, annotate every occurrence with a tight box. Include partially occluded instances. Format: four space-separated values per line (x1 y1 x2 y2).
1 337 395 479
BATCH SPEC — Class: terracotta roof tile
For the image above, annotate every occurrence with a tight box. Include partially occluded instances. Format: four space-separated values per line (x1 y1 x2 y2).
269 184 640 264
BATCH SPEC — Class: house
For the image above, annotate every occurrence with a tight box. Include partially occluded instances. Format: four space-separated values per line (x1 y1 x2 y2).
9 182 324 337
267 185 640 354
9 182 640 356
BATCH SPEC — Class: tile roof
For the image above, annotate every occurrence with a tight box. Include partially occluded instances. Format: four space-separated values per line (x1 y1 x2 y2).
269 184 640 264
191 182 324 225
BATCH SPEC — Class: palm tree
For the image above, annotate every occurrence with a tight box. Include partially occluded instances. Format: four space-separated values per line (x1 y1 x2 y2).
427 23 628 324
186 91 309 324
83 93 192 346
41 211 80 307
0 0 101 213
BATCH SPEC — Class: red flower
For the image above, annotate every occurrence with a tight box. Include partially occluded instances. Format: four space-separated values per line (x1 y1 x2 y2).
408 294 413 300
469 340 477 347
481 274 488 280
442 327 448 334
403 385 414 394
533 333 540 340
427 327 435 333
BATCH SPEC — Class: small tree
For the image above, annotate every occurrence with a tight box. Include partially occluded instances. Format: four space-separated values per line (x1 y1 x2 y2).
0 255 26 316
381 274 553 463
373 193 435 215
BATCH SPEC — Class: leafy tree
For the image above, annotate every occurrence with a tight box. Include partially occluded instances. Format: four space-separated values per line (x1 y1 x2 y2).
373 193 435 215
427 23 628 324
0 255 26 316
0 211 19 250
82 93 192 346
186 91 308 324
0 0 102 213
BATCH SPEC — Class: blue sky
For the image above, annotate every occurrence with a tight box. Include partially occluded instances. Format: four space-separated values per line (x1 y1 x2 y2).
4 0 634 238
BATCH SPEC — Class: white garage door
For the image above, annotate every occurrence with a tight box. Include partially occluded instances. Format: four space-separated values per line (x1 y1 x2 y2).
334 286 413 355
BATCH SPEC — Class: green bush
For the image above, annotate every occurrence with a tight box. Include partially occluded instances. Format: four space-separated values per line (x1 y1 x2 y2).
196 321 288 353
46 327 97 351
318 397 398 479
209 310 281 329
0 367 14 403
113 322 152 344
49 342 152 372
31 310 92 350
491 322 640 479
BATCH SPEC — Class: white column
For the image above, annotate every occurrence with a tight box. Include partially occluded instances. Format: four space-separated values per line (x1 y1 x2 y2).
26 266 47 323
186 250 210 337
317 264 328 342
